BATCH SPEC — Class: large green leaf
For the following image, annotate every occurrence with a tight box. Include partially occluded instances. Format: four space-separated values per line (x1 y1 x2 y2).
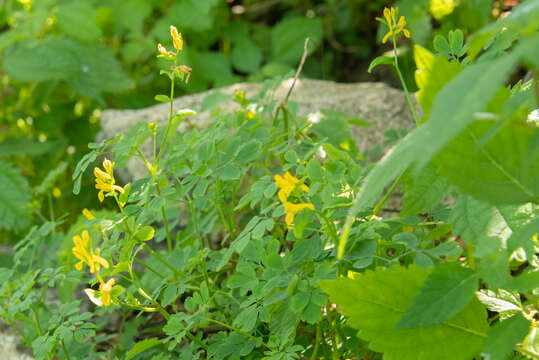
343 53 518 227
481 313 530 360
232 38 263 73
413 45 462 115
435 119 538 205
0 160 32 232
320 266 488 360
271 17 323 65
396 262 478 329
3 37 80 81
3 37 133 99
449 195 510 256
56 0 102 43
401 162 449 215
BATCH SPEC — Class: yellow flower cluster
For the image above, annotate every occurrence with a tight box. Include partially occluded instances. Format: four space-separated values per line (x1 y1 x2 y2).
382 7 410 44
94 158 124 203
72 227 116 306
72 230 109 273
274 172 314 226
157 25 183 59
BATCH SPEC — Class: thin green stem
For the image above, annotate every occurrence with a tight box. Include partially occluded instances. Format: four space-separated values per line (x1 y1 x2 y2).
206 318 271 350
392 37 419 125
311 322 321 360
142 243 178 275
370 169 405 218
61 340 71 360
156 58 177 168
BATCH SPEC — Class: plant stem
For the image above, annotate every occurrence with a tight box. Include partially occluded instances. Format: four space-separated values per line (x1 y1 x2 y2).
156 58 177 168
370 169 405 218
392 37 419 125
206 318 271 350
142 243 178 275
61 340 71 360
311 322 321 360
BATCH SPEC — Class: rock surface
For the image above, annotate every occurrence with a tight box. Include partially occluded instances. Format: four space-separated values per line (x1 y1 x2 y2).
100 79 418 180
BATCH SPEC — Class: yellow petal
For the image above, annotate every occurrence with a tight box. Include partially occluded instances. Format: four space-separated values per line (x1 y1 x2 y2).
285 212 295 226
157 43 168 56
278 189 288 203
383 7 391 24
397 16 406 27
75 261 83 271
403 29 411 38
92 254 109 269
382 31 393 44
94 167 111 182
102 158 114 176
82 208 96 220
98 191 104 202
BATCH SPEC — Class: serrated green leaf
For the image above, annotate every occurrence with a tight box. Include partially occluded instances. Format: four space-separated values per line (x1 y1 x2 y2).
481 313 530 360
450 195 510 257
0 160 32 232
271 17 323 65
401 162 449 215
344 53 518 229
476 289 521 314
435 120 538 205
125 338 161 360
320 265 487 360
396 262 479 329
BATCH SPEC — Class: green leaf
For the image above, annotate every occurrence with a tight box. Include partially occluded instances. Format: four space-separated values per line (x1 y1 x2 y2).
3 37 80 82
507 270 539 292
345 53 519 222
232 38 263 73
72 150 97 194
134 226 155 242
168 0 217 32
396 262 478 329
0 160 32 232
435 120 539 205
125 338 162 360
306 159 324 182
271 17 323 65
155 95 171 103
367 56 394 73
214 164 241 181
401 162 449 215
233 305 258 332
320 265 487 360
413 45 462 115
56 0 102 43
449 195 510 257
236 140 262 163
476 289 521 314
481 313 530 360
433 35 450 59
0 137 60 156
112 0 152 35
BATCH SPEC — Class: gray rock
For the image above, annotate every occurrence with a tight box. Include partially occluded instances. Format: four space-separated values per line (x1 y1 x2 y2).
0 322 33 360
100 79 419 181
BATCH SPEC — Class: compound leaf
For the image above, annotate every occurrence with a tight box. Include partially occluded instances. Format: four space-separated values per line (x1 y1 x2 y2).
320 265 487 360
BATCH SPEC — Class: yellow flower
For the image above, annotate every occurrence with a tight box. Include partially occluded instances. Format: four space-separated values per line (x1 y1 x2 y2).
99 278 115 306
274 171 309 203
82 208 96 220
72 230 109 274
170 25 183 51
381 7 410 44
283 201 314 226
274 172 314 226
94 158 124 202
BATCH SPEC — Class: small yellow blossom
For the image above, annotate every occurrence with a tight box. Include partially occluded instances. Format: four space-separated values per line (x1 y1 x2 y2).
381 7 410 44
99 278 115 306
82 208 96 220
170 25 183 51
94 158 124 202
52 187 61 198
72 230 109 274
274 171 309 203
283 201 314 226
274 172 314 226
